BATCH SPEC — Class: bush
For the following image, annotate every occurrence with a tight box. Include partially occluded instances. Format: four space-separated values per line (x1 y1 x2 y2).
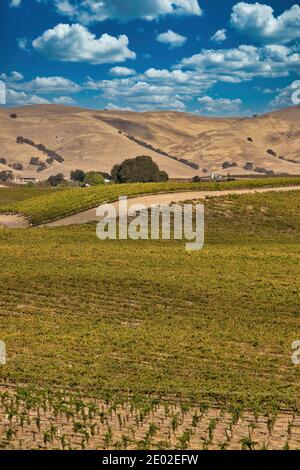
244 162 253 171
0 158 7 165
47 174 65 187
10 113 17 119
0 170 14 182
30 157 40 166
71 169 86 183
192 176 202 183
112 156 169 184
84 172 105 186
11 163 23 171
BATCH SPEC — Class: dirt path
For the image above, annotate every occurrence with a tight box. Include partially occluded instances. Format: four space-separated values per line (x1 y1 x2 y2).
0 214 29 228
44 185 300 227
0 186 299 228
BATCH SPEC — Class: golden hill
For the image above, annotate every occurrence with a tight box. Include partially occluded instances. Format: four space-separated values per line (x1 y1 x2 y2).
0 104 299 180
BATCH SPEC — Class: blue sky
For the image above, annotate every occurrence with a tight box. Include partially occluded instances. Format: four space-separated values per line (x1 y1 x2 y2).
0 0 300 115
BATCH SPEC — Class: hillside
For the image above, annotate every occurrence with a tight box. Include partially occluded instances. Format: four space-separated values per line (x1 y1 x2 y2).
0 104 300 180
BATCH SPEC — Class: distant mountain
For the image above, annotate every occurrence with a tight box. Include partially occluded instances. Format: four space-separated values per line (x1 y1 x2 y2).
0 104 299 179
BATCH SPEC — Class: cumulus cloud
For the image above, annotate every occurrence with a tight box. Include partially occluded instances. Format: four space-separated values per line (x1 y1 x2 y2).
197 96 242 114
9 0 22 7
84 65 219 112
6 89 50 106
32 23 136 64
211 29 227 43
85 76 188 111
231 2 300 44
12 76 81 94
0 71 24 82
109 67 136 77
178 44 300 81
53 0 202 24
157 30 187 48
18 37 30 51
52 96 77 104
268 82 300 109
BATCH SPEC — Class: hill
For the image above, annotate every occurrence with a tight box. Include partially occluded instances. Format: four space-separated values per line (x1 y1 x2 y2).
0 104 299 180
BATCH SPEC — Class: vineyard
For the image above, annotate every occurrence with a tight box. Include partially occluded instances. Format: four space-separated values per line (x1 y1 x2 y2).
1 387 300 450
1 177 300 225
0 189 299 449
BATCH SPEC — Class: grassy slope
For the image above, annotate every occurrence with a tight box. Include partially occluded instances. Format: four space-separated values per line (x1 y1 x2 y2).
0 190 299 407
0 186 59 207
1 177 300 225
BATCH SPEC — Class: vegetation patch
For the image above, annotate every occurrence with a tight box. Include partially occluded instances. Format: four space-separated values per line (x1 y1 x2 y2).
1 177 300 225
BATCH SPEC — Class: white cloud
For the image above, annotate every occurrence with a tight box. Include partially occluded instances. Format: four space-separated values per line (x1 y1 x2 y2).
157 30 187 48
109 67 136 77
85 77 188 111
178 44 300 81
0 71 24 82
9 0 22 7
6 89 50 106
211 29 227 43
268 82 300 109
105 103 133 111
231 2 300 44
197 96 242 114
18 37 30 51
12 76 81 94
32 23 136 64
52 96 77 104
53 0 202 24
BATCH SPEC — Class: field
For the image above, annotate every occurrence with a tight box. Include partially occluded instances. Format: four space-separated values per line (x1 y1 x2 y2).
1 177 300 225
0 186 299 449
0 186 59 207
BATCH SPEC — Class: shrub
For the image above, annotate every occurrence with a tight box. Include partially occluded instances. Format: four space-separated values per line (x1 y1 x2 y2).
244 162 253 171
47 174 65 187
10 113 17 119
0 158 7 165
0 170 14 182
83 172 105 186
30 157 40 166
11 163 23 171
71 169 86 183
37 162 47 172
111 156 169 183
192 176 202 183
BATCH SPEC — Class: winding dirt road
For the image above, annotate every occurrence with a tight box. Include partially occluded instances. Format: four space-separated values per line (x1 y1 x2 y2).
0 185 299 228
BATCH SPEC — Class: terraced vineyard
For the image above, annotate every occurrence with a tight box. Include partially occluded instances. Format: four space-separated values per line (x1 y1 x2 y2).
0 188 299 449
1 177 300 225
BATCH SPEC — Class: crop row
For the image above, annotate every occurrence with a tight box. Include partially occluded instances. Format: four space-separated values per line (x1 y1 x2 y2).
1 387 300 450
1 177 300 225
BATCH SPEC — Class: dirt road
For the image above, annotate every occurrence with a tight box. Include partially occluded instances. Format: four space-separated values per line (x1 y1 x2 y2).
44 185 300 227
0 186 299 228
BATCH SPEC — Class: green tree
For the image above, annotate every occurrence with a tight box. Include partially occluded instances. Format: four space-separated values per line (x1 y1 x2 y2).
111 156 169 184
83 172 105 186
0 170 14 182
70 169 86 183
47 174 65 187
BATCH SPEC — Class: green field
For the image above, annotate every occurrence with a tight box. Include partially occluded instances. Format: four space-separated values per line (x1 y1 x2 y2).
1 177 300 225
0 186 59 208
0 189 299 409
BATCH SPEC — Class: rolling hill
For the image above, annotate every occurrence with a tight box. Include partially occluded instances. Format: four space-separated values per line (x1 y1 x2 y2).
0 104 299 180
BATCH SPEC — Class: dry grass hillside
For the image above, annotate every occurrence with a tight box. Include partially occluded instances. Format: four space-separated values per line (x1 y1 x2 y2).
0 104 299 180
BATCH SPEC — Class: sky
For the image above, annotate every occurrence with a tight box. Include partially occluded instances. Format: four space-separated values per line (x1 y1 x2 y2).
0 0 300 115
